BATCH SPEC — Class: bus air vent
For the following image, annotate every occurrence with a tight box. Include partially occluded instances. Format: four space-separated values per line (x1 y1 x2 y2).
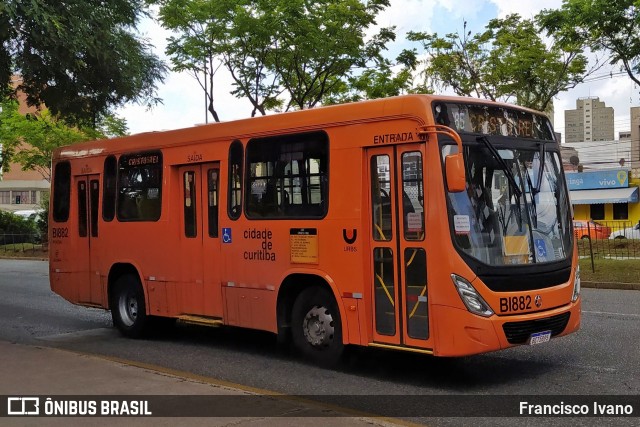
502 312 570 344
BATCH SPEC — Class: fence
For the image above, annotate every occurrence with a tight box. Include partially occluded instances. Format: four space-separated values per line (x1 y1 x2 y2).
2 223 639 260
575 220 640 261
0 233 47 255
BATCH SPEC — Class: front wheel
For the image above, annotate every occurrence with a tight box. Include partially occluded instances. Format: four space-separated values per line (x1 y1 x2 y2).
111 274 149 338
291 287 344 366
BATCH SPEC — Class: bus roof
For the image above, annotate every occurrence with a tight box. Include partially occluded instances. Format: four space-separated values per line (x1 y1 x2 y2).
53 94 546 161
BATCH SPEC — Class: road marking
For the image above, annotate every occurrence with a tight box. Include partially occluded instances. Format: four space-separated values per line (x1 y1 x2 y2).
582 310 640 319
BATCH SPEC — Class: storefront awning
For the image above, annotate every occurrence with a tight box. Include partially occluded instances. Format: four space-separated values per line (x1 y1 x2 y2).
569 186 639 205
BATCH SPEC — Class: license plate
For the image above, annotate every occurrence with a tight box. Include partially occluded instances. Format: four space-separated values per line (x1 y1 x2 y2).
528 330 552 345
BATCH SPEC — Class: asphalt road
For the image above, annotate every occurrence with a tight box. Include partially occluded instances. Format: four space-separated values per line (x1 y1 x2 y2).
1 259 638 426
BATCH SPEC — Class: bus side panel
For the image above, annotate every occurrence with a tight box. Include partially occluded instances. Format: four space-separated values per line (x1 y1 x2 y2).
50 271 78 305
146 280 169 316
223 287 277 333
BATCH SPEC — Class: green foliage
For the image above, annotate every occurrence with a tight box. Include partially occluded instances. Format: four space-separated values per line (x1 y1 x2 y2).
538 0 640 86
270 0 393 110
0 210 37 235
324 48 427 105
0 0 167 126
37 192 49 243
408 15 589 112
157 0 232 122
155 0 394 117
0 97 125 181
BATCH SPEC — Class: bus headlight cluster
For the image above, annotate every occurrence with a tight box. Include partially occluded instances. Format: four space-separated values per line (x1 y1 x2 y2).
451 274 494 317
571 265 580 303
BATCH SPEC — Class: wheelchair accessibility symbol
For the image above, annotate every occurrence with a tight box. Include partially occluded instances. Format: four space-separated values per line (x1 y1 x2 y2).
222 228 232 243
534 238 547 259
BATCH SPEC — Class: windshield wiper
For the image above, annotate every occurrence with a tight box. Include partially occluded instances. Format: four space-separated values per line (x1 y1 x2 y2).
477 136 521 198
534 142 546 195
525 166 537 229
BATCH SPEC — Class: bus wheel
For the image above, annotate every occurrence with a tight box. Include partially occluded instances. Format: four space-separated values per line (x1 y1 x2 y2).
291 287 343 366
111 275 148 338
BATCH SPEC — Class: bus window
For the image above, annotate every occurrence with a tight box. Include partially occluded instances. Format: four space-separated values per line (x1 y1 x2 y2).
78 181 88 237
402 151 424 241
246 131 328 218
373 247 395 335
405 248 428 339
103 155 117 222
208 168 219 237
371 155 392 241
117 151 162 221
53 162 71 222
228 140 243 220
90 179 99 237
184 171 197 238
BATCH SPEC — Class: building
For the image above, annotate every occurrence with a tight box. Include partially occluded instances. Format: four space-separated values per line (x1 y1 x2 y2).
562 100 639 226
567 169 639 226
564 97 614 144
0 76 50 213
560 145 579 171
631 106 640 172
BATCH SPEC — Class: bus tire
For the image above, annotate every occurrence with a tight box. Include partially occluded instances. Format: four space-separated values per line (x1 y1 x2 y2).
111 274 149 338
291 287 343 366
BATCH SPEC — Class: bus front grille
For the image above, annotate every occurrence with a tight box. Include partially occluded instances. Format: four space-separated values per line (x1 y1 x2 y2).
502 312 571 344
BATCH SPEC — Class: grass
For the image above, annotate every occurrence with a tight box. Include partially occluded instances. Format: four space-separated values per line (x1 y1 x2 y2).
0 243 48 258
579 258 640 284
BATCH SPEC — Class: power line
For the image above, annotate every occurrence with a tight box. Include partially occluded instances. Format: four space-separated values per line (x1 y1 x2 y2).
578 70 637 84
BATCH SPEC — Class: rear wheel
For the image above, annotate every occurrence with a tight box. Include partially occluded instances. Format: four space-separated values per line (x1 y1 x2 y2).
291 287 343 366
111 274 149 338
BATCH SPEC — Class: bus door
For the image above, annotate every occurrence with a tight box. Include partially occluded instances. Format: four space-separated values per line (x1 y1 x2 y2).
178 163 222 317
75 174 102 305
367 144 431 348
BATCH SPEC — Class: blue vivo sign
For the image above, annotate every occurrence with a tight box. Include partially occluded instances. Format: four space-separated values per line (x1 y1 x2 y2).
565 169 629 190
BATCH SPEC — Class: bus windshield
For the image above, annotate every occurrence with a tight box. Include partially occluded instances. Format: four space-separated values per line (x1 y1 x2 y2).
443 141 572 266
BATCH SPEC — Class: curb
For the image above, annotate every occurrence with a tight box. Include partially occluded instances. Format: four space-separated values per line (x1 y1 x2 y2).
0 256 48 261
582 281 640 291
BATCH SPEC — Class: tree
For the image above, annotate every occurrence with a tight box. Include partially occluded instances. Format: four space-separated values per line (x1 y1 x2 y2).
0 98 126 181
538 0 640 87
324 46 425 105
408 15 590 112
0 0 167 126
271 0 393 110
157 0 225 122
219 0 284 117
155 0 394 117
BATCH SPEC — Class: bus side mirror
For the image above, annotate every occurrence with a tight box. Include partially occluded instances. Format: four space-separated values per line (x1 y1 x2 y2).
445 153 465 193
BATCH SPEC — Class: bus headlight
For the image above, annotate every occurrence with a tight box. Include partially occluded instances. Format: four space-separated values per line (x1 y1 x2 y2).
571 265 580 303
451 274 494 317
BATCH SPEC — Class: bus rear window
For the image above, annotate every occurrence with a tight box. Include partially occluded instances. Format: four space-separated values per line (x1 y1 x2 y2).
117 151 163 221
52 162 71 222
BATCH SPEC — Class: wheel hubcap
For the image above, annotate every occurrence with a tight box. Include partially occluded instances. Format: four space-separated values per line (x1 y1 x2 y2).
118 293 138 327
302 306 334 347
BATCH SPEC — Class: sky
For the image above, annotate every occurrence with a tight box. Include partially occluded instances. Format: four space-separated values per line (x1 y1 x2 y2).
117 0 640 145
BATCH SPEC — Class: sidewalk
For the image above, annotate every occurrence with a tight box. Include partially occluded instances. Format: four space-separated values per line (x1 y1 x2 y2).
0 341 402 426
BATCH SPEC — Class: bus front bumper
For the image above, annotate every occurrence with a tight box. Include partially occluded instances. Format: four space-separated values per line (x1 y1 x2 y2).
431 299 581 357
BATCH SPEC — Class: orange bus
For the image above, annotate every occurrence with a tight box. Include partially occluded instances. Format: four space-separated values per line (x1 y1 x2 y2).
49 95 580 363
